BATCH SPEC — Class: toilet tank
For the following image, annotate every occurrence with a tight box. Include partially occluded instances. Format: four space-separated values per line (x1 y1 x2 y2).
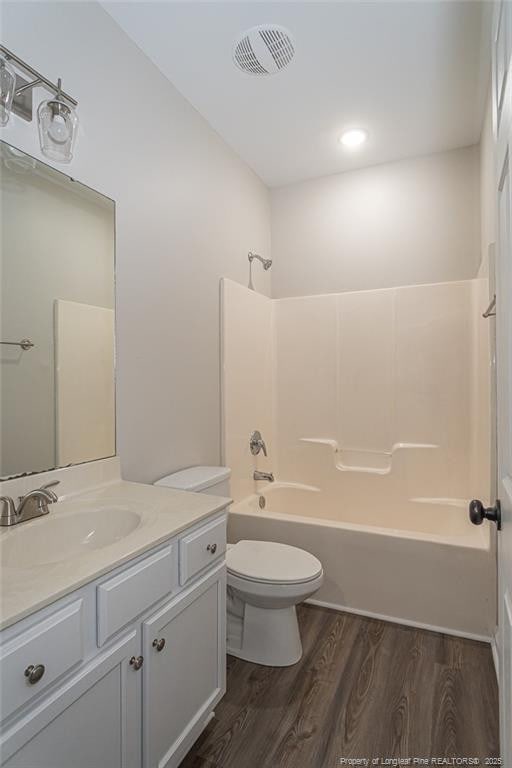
154 466 231 497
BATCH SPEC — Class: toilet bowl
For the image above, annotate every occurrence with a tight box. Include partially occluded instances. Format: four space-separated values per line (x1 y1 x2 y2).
226 540 324 667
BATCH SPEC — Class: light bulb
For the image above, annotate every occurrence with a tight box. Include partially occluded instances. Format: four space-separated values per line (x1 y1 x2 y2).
47 114 70 144
38 94 78 163
339 129 367 148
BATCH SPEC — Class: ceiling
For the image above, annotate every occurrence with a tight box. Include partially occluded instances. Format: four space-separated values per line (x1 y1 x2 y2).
104 1 491 188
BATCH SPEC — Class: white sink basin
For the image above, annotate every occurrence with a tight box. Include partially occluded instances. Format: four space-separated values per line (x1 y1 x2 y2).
1 504 142 568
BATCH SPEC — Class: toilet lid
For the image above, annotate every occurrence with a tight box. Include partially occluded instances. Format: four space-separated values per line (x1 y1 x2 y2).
227 540 323 585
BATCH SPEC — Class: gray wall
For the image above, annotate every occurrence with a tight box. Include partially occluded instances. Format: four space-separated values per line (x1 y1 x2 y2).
2 1 271 484
1 3 482 484
270 146 480 298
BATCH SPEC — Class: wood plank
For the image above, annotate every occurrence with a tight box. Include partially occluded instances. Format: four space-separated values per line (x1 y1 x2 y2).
181 605 499 768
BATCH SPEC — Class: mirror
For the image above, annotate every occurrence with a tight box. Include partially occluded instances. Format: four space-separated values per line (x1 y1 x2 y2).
0 141 115 480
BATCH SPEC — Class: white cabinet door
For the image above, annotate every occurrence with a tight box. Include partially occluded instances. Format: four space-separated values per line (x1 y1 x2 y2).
142 564 226 768
1 630 141 768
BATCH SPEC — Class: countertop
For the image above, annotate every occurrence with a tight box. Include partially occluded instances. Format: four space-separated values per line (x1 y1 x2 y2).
0 480 231 631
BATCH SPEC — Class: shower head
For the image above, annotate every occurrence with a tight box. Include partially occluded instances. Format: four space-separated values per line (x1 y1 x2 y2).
248 251 272 270
247 251 272 291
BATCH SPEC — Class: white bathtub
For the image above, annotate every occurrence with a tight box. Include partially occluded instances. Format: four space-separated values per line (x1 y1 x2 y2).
227 482 496 640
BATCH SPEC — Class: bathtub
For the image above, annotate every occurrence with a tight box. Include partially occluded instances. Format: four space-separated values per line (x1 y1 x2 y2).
227 482 496 640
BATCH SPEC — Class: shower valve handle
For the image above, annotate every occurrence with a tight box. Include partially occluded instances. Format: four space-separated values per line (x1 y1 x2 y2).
469 499 501 530
250 430 267 457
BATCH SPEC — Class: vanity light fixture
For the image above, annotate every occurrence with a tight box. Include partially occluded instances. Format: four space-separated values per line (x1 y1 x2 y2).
38 78 78 163
339 128 367 148
0 45 79 164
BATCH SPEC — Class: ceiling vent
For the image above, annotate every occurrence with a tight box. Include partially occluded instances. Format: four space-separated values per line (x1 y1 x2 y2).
233 25 295 76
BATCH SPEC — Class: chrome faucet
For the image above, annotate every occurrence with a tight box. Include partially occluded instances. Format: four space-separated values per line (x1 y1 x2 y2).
253 470 274 483
250 430 268 457
0 481 60 527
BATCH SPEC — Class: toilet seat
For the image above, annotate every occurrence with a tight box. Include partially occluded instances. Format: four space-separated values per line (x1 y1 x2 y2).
227 540 323 585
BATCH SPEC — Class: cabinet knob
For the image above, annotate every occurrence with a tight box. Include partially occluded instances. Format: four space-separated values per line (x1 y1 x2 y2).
129 655 144 671
152 638 166 652
24 664 45 684
207 543 217 554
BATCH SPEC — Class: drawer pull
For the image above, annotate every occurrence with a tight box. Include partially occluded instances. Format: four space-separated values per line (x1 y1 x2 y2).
152 638 166 652
129 655 144 671
24 664 45 685
206 543 217 555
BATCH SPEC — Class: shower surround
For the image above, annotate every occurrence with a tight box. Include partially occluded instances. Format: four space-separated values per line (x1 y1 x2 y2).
221 278 494 638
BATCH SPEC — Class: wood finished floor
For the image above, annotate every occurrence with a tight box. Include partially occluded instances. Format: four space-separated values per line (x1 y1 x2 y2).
181 604 499 768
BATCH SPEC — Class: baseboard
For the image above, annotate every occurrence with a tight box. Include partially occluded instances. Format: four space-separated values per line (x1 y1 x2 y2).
305 598 493 644
491 634 499 681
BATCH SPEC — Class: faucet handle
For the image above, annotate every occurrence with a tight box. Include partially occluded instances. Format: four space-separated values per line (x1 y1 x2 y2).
40 480 60 490
39 480 60 502
250 430 268 457
0 496 17 525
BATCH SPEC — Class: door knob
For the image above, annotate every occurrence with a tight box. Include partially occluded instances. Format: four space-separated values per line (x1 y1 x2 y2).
152 638 166 652
207 543 217 554
129 655 144 670
469 499 501 530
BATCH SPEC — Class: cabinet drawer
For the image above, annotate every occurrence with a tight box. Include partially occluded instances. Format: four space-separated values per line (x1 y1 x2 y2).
0 599 84 722
179 516 226 585
97 545 174 646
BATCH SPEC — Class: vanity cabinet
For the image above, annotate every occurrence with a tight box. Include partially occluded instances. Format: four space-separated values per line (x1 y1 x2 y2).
142 564 226 768
0 511 227 768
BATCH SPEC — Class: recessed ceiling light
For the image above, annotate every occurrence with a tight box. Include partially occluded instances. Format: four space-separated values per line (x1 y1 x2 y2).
339 129 367 148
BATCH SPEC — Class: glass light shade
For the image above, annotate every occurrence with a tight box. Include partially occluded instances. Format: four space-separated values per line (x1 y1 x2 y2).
0 143 37 172
37 97 78 163
0 58 16 127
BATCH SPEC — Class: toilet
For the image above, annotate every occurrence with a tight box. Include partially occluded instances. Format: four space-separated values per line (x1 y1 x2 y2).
154 465 232 497
154 466 324 667
226 540 323 666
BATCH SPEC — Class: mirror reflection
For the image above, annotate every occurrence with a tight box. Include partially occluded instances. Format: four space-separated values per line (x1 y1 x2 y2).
0 141 115 479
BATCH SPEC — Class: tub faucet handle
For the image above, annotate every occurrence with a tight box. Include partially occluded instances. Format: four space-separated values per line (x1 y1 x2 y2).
250 430 267 457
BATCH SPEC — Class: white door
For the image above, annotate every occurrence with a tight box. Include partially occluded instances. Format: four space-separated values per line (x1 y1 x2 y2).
142 565 226 768
493 2 512 763
0 631 140 768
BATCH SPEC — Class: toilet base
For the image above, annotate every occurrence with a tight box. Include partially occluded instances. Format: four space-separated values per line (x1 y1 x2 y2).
227 603 303 667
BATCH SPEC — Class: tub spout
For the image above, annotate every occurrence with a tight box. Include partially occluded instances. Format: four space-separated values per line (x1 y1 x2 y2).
254 470 274 482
